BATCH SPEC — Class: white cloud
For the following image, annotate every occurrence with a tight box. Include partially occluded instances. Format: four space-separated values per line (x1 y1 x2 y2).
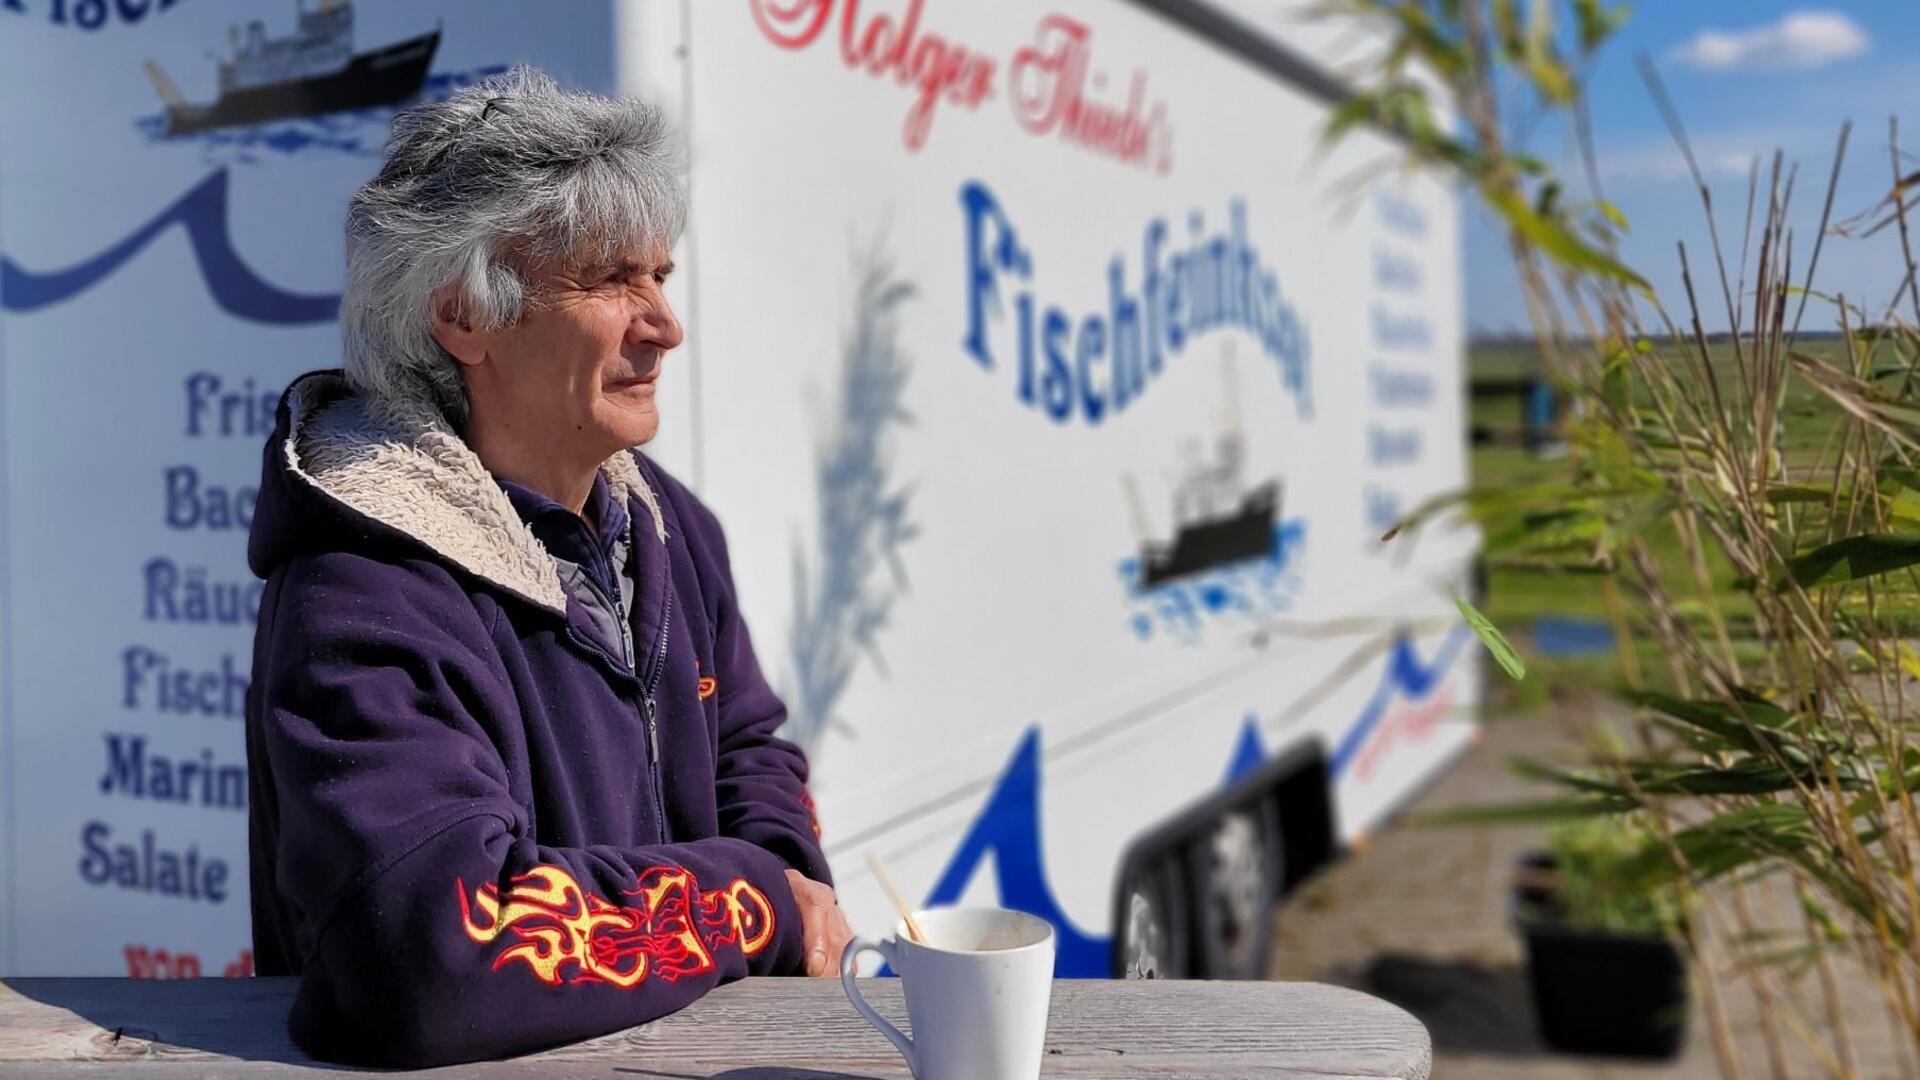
1598 141 1760 184
1672 10 1869 72
1594 122 1838 187
1597 133 1758 183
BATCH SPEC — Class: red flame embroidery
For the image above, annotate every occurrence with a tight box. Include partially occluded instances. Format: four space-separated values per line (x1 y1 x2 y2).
457 863 775 987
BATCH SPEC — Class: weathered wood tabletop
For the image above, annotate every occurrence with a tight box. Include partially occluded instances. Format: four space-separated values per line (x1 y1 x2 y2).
0 976 1431 1078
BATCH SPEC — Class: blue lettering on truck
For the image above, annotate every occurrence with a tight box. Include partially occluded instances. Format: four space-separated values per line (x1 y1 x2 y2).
960 179 1313 424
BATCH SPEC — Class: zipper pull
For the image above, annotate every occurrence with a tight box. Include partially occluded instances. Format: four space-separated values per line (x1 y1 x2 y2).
644 693 666 842
645 695 661 762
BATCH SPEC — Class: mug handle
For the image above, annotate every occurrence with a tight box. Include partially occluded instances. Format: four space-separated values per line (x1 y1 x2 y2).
841 937 916 1076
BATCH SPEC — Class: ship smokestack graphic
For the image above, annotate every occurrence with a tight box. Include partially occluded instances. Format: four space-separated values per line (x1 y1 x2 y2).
1129 351 1282 588
143 0 439 136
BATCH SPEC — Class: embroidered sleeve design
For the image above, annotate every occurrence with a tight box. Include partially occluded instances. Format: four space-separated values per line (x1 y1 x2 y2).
457 863 776 987
802 788 823 839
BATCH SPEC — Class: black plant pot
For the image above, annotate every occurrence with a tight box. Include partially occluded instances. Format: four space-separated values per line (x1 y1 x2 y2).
1514 852 1689 1059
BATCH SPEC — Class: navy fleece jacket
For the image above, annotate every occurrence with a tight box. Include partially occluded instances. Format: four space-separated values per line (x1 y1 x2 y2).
244 371 829 1067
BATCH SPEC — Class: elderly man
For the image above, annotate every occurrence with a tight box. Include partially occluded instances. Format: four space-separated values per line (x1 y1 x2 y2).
245 68 853 1067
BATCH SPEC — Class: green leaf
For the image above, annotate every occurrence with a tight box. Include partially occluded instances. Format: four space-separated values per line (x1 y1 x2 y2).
1507 756 1628 796
1491 0 1523 57
1601 340 1633 411
1525 52 1575 105
1572 0 1630 52
1509 152 1552 176
1456 595 1527 681
1868 359 1919 383
1794 350 1920 439
1614 804 1816 892
1888 489 1920 526
1487 187 1651 292
1483 506 1604 558
1871 467 1920 524
1416 795 1639 826
1632 420 1681 449
1649 716 1739 754
1380 477 1603 540
1765 484 1838 506
1691 802 1812 834
1593 198 1631 233
1626 761 1819 796
1380 2 1469 78
1535 178 1563 219
1322 93 1379 146
1783 533 1920 589
1880 464 1920 494
1629 690 1793 738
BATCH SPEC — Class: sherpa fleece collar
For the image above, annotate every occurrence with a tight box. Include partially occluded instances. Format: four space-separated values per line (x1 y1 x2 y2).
280 371 667 613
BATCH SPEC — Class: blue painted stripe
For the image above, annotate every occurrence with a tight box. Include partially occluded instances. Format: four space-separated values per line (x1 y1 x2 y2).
1329 623 1474 778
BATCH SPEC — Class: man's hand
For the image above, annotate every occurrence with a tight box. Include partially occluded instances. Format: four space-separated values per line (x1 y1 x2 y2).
785 868 855 977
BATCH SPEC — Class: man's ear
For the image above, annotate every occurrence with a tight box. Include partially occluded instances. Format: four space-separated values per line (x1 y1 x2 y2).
428 284 487 368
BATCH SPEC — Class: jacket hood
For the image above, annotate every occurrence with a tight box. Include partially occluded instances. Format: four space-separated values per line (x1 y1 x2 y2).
249 369 667 613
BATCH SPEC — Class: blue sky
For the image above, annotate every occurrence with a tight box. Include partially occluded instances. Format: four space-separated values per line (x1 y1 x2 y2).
1465 3 1920 336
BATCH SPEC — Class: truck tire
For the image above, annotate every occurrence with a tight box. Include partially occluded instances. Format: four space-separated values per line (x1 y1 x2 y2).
1118 856 1190 979
1191 804 1278 979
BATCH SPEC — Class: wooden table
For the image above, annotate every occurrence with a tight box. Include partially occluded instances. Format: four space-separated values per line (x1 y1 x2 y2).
0 977 1431 1078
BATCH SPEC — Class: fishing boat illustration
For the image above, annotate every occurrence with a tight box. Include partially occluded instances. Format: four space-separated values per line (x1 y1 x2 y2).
142 0 439 136
1126 353 1283 589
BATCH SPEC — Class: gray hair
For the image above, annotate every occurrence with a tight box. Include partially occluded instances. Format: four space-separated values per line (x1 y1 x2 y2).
341 66 685 427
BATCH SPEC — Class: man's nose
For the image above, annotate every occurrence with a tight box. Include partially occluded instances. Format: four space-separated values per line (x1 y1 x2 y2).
631 296 684 351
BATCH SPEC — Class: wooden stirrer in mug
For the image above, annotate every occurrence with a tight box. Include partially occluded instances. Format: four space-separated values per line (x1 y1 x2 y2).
866 851 927 944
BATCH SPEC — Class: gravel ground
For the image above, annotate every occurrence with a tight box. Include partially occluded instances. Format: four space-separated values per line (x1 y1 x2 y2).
1266 698 1914 1079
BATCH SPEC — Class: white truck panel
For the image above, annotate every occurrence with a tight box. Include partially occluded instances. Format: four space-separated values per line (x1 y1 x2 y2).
0 0 1475 979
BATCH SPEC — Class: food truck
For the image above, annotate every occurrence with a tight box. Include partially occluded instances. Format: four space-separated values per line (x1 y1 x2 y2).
0 0 1477 981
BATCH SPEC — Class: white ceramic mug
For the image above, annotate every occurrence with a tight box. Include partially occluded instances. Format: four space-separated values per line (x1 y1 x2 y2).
840 907 1056 1080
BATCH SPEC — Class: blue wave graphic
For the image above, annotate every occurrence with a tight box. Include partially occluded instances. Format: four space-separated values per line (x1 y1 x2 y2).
0 169 339 324
1329 624 1474 778
134 110 381 162
922 625 1468 975
1117 519 1307 644
921 729 1111 976
1222 714 1268 784
132 67 511 166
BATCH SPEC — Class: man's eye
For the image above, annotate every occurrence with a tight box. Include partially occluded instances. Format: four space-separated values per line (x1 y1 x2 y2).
593 263 667 288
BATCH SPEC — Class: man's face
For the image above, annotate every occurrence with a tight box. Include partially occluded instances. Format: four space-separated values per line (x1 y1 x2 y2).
468 240 683 460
